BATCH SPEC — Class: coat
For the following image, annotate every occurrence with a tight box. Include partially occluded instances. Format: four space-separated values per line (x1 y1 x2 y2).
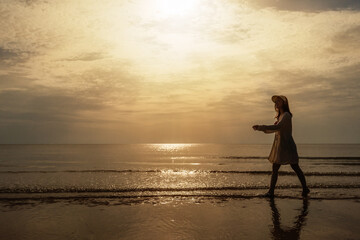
258 112 299 165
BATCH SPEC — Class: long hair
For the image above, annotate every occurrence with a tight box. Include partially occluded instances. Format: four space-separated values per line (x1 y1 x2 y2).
275 99 293 121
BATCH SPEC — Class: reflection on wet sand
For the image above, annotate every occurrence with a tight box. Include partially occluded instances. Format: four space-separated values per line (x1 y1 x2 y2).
269 198 309 240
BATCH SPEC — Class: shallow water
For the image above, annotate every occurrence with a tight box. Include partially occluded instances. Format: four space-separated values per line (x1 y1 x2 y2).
0 144 359 200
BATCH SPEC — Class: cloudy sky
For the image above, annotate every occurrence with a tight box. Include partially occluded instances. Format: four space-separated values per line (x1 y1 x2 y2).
0 0 359 144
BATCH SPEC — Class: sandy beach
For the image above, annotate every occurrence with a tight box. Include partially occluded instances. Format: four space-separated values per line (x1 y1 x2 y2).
0 197 359 240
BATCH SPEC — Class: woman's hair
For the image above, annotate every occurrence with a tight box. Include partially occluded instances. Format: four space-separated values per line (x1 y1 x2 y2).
274 99 293 120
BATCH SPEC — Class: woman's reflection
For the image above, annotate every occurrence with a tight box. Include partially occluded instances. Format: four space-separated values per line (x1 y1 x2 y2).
269 198 309 240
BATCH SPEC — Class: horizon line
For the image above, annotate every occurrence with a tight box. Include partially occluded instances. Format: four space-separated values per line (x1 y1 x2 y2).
0 143 359 145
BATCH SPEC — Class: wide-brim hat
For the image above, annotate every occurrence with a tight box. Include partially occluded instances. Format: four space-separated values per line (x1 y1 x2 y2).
272 95 288 104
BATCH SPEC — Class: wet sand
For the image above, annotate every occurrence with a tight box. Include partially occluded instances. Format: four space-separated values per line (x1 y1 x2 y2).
0 197 359 240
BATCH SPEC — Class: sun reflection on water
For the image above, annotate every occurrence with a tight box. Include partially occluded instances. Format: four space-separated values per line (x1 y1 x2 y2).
148 143 196 152
160 169 198 176
146 144 201 165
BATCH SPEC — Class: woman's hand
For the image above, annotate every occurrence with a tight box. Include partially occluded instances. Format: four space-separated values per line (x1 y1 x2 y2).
252 125 259 131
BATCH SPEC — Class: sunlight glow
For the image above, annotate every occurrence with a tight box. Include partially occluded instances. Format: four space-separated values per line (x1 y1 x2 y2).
100 0 224 76
154 0 200 17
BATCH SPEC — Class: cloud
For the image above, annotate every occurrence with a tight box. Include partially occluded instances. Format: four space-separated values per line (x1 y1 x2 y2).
63 67 141 105
0 47 17 60
64 52 107 62
328 26 360 53
245 0 360 12
0 47 31 68
0 69 142 143
0 75 103 123
209 61 360 119
0 0 359 143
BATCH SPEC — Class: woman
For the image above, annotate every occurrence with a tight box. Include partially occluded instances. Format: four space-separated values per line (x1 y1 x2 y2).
252 95 310 198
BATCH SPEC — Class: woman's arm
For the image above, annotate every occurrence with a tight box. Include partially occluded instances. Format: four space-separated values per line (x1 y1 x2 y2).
263 128 277 134
257 112 290 132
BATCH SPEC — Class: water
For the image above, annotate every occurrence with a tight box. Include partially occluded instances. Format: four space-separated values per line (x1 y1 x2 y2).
1 144 360 240
0 144 359 201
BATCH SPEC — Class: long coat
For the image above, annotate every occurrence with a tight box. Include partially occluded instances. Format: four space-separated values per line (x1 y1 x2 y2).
258 112 299 165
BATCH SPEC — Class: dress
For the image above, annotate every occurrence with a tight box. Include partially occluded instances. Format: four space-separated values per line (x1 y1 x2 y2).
258 112 299 165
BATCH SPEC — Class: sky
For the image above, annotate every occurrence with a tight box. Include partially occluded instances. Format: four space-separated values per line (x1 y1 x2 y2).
0 0 359 144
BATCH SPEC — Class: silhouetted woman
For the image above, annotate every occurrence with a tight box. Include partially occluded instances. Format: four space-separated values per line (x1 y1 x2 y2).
252 95 310 198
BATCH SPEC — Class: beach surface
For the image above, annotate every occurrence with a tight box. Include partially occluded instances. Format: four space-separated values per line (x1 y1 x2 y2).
0 197 359 240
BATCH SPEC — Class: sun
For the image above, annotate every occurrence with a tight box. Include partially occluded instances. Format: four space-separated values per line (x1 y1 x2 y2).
154 0 200 17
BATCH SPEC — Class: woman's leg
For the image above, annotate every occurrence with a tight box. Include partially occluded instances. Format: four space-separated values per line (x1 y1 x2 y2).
291 164 310 196
268 163 281 195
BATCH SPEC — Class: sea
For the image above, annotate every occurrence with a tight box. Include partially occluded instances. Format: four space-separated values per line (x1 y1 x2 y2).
0 144 359 201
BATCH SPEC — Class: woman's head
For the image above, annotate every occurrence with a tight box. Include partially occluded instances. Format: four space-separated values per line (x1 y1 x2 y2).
272 95 292 119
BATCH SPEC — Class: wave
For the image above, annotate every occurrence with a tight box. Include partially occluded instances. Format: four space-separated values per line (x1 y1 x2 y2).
0 184 359 194
1 194 359 202
0 170 359 176
220 156 360 160
1 187 360 202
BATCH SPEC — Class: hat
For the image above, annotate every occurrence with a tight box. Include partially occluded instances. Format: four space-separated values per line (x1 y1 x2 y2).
272 95 288 104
